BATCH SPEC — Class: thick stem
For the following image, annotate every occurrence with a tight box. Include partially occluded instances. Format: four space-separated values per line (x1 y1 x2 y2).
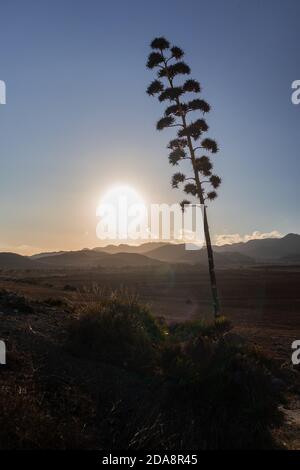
202 205 220 318
181 112 221 319
162 55 220 318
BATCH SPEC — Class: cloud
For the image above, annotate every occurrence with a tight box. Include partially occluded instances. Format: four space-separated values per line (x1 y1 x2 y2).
15 244 46 256
0 243 46 256
214 230 283 246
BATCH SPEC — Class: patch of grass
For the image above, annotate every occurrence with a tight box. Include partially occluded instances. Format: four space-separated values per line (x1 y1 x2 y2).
0 347 96 449
0 289 34 313
0 381 97 449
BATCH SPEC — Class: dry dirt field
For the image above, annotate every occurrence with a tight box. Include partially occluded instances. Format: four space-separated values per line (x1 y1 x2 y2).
1 264 299 361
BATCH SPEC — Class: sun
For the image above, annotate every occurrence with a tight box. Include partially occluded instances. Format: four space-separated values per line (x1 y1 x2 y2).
96 185 148 243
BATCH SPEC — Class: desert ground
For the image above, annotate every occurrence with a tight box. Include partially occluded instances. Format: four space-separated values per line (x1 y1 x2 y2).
1 264 299 360
0 264 299 448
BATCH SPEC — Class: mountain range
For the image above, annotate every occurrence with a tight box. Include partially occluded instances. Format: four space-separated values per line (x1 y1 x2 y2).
0 233 300 270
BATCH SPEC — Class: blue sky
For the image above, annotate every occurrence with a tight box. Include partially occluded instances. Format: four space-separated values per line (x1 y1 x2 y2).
0 0 299 254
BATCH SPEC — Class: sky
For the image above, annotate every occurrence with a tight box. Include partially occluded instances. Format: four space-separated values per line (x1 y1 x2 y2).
0 0 299 254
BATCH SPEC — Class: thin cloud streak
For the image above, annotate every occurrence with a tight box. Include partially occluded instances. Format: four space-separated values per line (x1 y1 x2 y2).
214 230 283 246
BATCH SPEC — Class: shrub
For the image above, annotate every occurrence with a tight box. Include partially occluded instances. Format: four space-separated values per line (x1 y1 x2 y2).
82 304 283 449
63 284 77 292
44 297 66 307
169 315 231 341
155 335 284 449
67 288 163 372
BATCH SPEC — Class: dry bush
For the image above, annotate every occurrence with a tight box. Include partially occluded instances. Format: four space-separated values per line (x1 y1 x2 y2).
67 287 163 372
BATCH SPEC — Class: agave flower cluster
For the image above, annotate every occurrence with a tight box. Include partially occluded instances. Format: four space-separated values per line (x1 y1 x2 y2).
146 37 221 206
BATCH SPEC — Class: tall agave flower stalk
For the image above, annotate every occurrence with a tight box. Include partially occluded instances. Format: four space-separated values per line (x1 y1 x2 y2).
146 37 221 318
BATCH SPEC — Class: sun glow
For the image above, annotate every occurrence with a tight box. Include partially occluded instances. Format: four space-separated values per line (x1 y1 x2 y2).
99 185 146 210
96 185 148 243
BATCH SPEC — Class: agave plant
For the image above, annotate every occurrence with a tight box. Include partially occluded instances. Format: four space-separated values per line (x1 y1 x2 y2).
146 37 222 318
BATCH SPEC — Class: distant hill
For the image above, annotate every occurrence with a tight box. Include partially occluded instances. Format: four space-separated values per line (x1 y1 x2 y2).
145 244 254 266
107 252 164 267
215 233 300 262
93 242 167 255
0 253 42 270
39 250 110 267
39 250 164 268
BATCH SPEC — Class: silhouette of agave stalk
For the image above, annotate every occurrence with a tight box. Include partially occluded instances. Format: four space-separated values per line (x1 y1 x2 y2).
146 37 222 318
